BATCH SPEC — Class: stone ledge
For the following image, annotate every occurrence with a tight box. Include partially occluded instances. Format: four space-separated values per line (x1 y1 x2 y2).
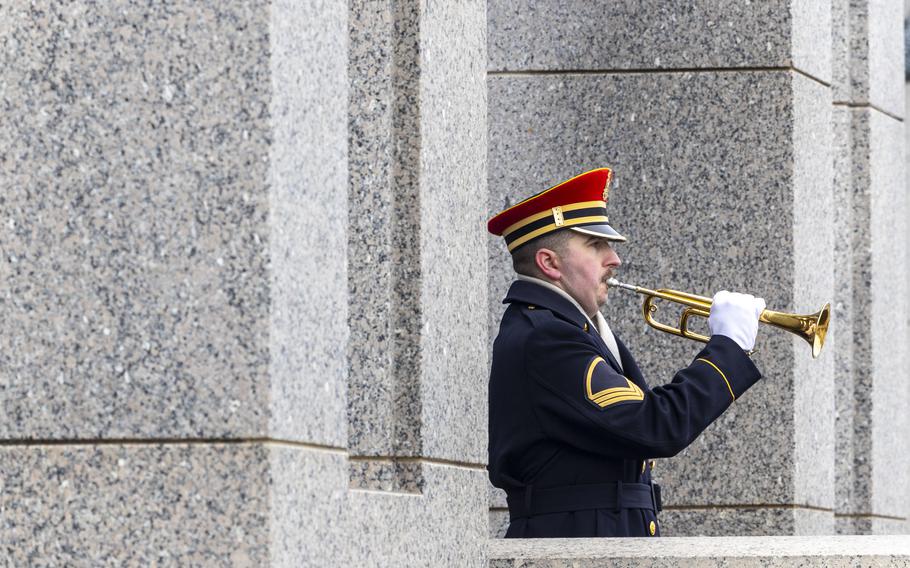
488 536 910 567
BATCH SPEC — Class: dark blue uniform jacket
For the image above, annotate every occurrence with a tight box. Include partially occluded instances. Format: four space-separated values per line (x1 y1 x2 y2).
488 280 762 538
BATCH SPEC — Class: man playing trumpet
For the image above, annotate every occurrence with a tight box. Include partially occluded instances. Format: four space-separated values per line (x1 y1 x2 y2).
487 168 766 538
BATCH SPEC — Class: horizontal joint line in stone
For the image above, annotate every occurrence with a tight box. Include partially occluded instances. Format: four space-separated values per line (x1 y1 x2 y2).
348 455 486 471
662 503 833 513
835 513 907 521
0 438 349 453
831 101 904 122
348 488 423 497
487 66 830 86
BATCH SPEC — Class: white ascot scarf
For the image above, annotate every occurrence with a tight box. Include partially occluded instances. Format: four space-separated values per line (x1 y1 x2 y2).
516 275 624 371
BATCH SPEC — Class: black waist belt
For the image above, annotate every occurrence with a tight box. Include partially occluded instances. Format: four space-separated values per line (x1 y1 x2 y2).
507 482 662 520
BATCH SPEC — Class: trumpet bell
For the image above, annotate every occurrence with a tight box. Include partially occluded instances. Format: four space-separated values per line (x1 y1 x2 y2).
761 303 830 359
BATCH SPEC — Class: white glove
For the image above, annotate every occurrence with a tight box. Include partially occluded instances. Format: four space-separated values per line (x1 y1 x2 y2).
707 291 766 350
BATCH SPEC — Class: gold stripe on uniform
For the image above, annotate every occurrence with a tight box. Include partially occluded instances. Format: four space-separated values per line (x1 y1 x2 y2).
696 357 735 401
585 357 645 408
502 201 607 238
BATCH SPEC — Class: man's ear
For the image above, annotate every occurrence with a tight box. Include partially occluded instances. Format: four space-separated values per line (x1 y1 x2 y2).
535 248 561 281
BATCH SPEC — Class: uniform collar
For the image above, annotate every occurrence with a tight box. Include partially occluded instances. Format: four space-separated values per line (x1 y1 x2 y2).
505 276 625 373
504 276 593 331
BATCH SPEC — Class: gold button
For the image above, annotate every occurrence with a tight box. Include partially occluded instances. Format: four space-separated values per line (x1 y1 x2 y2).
649 521 656 536
641 461 646 474
527 305 535 310
583 322 589 332
650 460 656 472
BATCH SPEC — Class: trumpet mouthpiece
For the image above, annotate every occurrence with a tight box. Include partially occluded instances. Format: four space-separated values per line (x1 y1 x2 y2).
607 278 637 292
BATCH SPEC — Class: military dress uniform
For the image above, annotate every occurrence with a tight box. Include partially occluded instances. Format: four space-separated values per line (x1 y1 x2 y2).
486 168 763 538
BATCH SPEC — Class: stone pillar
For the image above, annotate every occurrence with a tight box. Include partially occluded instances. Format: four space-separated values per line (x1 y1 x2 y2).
345 0 490 563
487 0 836 536
832 0 909 534
0 0 490 564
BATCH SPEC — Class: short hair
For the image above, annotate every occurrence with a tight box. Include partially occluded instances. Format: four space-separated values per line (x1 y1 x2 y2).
511 230 574 277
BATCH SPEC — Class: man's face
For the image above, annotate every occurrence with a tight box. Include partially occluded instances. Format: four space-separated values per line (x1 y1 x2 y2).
556 233 622 316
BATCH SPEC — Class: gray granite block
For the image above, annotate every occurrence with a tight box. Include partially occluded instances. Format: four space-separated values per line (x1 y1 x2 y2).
0 1 266 439
0 444 494 566
348 458 424 493
488 70 834 532
864 109 908 520
0 0 348 444
347 0 423 457
791 73 836 512
866 0 905 117
0 443 353 567
489 0 831 82
659 507 834 537
490 482 508 508
268 446 350 567
415 0 488 464
837 516 909 535
833 0 905 116
0 444 274 566
832 108 908 531
833 106 859 522
488 535 910 567
267 0 349 446
791 0 834 84
346 0 488 464
490 509 510 538
833 0 852 101
347 462 488 566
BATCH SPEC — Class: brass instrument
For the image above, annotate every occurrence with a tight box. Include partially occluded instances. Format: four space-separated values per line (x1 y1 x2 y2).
606 278 830 358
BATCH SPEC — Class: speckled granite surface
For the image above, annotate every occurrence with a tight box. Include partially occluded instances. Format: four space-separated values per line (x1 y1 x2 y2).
0 0 350 446
416 0 488 464
791 74 835 513
0 445 490 566
837 516 909 536
348 462 488 566
488 71 834 533
832 0 905 116
268 446 350 567
830 107 908 535
1 1 271 440
0 444 274 566
346 0 487 465
488 536 910 567
659 507 833 537
832 106 859 529
347 0 423 457
267 0 349 446
865 109 908 524
349 458 425 493
1 1 493 565
489 0 831 83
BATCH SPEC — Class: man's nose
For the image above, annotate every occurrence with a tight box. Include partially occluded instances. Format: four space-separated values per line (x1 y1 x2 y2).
605 247 621 267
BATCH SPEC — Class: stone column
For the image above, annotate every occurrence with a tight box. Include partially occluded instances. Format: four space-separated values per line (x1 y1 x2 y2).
0 0 490 564
345 0 490 563
832 0 909 534
487 0 836 536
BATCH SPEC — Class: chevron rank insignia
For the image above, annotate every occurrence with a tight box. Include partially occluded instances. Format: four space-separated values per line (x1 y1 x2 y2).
584 356 644 409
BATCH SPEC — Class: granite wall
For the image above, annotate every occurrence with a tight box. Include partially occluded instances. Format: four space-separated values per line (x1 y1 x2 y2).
831 0 909 535
0 0 489 565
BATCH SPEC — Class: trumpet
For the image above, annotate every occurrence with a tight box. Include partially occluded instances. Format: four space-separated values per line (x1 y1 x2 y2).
606 278 830 358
